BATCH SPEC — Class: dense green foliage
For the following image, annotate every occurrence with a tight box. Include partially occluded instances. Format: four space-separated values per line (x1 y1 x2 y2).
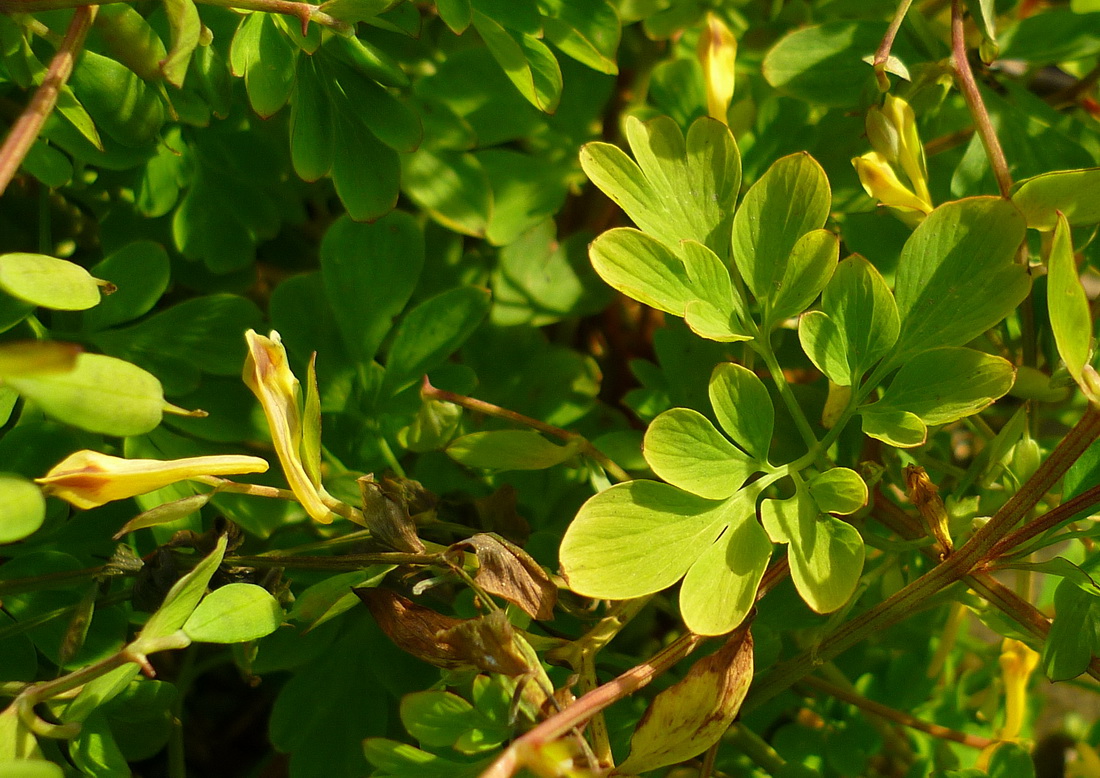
3 0 1100 776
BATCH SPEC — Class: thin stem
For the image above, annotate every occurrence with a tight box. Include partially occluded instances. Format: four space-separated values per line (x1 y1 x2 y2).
753 341 820 454
421 377 631 483
873 0 916 88
0 4 96 196
982 482 1100 562
799 675 995 748
480 631 707 778
950 0 1012 197
747 406 1100 709
226 552 442 569
0 0 352 34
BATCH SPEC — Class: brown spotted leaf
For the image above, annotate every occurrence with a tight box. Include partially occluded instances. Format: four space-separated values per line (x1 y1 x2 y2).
615 627 753 775
354 588 468 668
452 533 557 620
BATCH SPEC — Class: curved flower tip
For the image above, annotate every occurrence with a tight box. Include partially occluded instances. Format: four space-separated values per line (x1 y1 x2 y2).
36 450 269 509
243 329 337 524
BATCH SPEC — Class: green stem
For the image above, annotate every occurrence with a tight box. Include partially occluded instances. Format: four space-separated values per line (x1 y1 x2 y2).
421 377 632 483
872 0 915 89
753 340 820 454
724 723 787 773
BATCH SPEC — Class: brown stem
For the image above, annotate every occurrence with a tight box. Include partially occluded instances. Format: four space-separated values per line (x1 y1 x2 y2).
421 377 632 483
480 631 707 778
798 675 996 749
0 4 96 196
872 0 915 88
982 482 1100 562
950 0 1013 197
747 407 1100 709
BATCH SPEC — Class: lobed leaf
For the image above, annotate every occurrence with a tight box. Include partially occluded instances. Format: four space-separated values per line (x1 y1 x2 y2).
891 197 1028 365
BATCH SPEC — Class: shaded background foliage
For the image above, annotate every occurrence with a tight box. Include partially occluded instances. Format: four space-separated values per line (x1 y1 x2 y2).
2 0 1100 777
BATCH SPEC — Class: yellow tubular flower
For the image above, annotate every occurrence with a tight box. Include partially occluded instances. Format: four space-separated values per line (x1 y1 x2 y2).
697 12 736 124
852 151 933 226
998 637 1039 741
36 450 269 509
243 329 338 524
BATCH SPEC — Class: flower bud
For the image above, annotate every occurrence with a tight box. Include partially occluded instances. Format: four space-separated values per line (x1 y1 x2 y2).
697 12 737 124
37 450 268 509
243 330 339 523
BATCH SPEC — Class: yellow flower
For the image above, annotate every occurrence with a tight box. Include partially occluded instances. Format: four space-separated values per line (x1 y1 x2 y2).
697 12 737 124
37 450 269 509
242 329 338 524
852 151 932 227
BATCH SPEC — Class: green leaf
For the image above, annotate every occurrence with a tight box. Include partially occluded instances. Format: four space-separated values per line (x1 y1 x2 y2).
732 153 830 309
400 691 476 748
871 347 1016 425
445 430 579 471
1011 168 1100 230
436 0 472 33
1000 9 1100 62
560 480 730 600
760 487 865 613
363 739 489 778
480 149 571 246
0 474 46 544
763 21 885 107
589 228 696 315
679 511 771 635
139 534 229 642
708 363 773 463
891 197 1029 364
5 353 163 436
231 13 296 118
90 294 262 392
321 212 423 365
539 0 620 75
290 56 334 182
288 567 392 631
807 468 867 515
0 253 101 311
70 712 128 777
381 285 491 396
0 762 61 778
798 255 899 386
162 0 201 87
1042 578 1100 681
402 149 492 237
859 408 926 448
766 228 838 328
1047 213 1093 395
80 242 171 332
580 115 740 260
473 10 562 113
318 0 391 23
643 408 757 500
332 115 400 222
183 583 284 643
322 55 422 153
69 51 164 148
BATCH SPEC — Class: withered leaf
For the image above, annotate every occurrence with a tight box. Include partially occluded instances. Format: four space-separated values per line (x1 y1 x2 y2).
616 627 754 775
452 533 557 620
355 588 467 668
356 589 536 676
359 474 428 553
436 608 531 677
